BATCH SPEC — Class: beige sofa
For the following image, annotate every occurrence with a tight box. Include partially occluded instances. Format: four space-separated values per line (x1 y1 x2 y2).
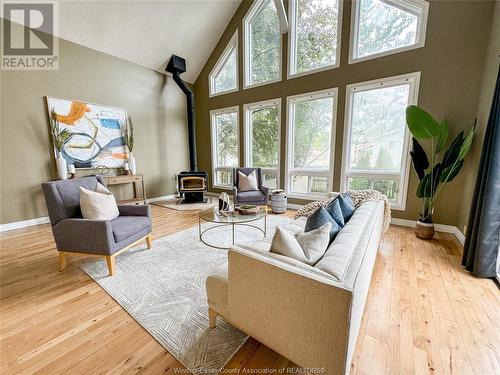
205 198 384 375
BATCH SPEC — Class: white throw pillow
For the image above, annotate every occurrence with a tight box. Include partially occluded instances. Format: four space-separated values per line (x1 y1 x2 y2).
270 223 331 266
238 170 258 191
80 182 120 220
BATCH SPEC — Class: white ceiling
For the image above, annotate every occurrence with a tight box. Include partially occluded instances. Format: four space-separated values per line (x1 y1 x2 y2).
56 0 241 83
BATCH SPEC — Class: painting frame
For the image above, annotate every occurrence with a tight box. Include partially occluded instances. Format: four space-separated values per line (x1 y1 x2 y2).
45 96 129 171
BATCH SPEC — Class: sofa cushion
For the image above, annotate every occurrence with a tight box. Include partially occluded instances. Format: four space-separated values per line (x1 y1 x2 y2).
206 271 228 306
305 207 342 244
315 201 378 280
325 198 345 227
236 190 266 203
270 224 331 265
111 216 150 243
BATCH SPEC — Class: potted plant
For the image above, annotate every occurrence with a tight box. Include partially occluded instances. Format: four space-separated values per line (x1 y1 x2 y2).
405 105 475 239
49 109 71 180
123 117 136 175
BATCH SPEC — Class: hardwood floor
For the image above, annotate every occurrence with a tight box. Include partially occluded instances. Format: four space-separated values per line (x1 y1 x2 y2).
1 205 499 374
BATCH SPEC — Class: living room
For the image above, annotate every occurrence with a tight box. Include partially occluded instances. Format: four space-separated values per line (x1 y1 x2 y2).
1 0 499 374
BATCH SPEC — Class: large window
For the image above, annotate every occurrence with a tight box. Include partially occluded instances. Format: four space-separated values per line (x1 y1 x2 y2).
286 88 337 199
209 31 238 97
342 72 420 209
210 107 240 189
243 99 281 189
350 0 429 63
243 0 282 88
289 0 342 77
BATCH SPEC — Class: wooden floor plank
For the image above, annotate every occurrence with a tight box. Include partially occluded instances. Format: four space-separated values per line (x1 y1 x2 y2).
1 207 499 374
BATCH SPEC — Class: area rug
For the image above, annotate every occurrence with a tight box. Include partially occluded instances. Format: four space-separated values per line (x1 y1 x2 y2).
80 215 291 374
153 197 220 211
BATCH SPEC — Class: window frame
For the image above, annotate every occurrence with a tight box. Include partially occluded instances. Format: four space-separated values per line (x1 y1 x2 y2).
243 98 282 189
243 0 283 90
285 87 338 200
209 31 239 97
340 71 421 210
210 106 240 190
287 0 343 79
348 0 429 64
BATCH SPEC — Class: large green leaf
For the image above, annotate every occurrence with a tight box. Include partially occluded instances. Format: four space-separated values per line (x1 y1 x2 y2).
406 105 441 139
435 119 449 153
442 131 464 168
416 164 442 198
410 138 429 180
430 163 442 192
440 159 464 183
416 174 430 198
458 126 475 160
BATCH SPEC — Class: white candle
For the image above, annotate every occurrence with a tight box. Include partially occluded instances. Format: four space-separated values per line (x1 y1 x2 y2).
68 165 75 173
124 163 130 171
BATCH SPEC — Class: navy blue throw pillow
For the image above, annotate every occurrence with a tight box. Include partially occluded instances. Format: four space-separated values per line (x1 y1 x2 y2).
324 198 345 227
305 207 342 244
338 193 356 222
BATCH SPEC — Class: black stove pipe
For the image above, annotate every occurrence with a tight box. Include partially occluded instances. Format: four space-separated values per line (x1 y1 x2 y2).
166 55 197 172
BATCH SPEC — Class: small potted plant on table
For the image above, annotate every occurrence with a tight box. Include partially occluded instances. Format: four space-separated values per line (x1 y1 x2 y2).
49 109 71 180
405 105 475 239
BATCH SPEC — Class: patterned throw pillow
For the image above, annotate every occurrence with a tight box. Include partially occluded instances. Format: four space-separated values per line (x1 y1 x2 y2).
324 198 345 227
305 207 342 244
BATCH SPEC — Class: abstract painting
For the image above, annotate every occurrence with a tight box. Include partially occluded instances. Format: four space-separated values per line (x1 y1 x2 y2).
46 97 128 169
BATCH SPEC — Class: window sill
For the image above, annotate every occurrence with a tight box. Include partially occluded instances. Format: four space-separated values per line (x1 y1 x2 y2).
213 185 233 191
209 87 239 98
287 193 329 201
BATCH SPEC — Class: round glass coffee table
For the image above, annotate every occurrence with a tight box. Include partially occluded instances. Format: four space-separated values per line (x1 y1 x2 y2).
198 206 267 249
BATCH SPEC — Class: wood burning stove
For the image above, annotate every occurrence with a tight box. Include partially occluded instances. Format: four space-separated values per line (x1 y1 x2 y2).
166 55 209 204
178 171 208 203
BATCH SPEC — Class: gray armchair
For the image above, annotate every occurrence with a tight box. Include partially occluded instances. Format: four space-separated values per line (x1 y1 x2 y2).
42 176 152 276
232 167 269 207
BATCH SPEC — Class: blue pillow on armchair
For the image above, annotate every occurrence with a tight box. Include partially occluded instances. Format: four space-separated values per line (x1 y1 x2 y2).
337 193 356 222
324 198 345 227
305 207 342 244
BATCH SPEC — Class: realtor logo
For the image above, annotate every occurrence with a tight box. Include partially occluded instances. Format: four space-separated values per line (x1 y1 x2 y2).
1 1 59 70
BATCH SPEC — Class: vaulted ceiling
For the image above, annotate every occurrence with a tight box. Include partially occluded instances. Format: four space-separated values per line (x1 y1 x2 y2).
56 0 241 83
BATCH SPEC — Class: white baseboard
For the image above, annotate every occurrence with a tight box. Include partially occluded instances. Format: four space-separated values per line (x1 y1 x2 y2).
390 218 465 245
0 216 50 233
146 194 177 203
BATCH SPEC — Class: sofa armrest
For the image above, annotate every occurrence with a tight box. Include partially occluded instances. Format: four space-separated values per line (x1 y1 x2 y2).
52 218 115 255
226 247 352 374
232 186 239 200
118 204 150 217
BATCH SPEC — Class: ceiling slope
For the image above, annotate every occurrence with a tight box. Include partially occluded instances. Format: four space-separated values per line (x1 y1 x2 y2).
56 0 241 83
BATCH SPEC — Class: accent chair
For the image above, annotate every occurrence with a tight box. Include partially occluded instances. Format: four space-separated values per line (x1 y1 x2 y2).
232 167 269 207
42 176 152 276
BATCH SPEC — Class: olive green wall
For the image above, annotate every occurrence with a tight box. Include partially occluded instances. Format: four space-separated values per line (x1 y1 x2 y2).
456 1 500 236
194 0 494 226
0 20 189 224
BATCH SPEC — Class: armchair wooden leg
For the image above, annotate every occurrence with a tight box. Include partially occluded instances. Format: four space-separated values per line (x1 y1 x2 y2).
146 234 152 249
59 252 67 271
208 308 217 329
106 255 115 276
